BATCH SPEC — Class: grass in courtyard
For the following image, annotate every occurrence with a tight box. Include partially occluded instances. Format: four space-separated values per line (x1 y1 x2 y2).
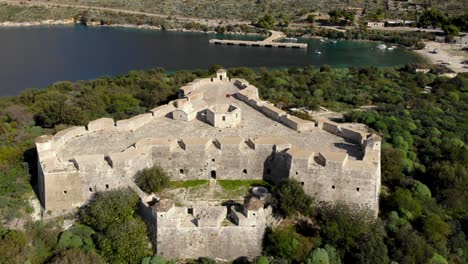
168 180 209 189
217 180 271 192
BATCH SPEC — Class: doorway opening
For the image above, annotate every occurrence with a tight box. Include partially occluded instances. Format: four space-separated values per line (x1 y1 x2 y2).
211 170 217 179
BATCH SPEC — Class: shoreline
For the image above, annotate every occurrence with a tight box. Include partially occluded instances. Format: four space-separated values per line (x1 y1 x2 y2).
0 19 266 36
415 41 468 73
0 20 418 43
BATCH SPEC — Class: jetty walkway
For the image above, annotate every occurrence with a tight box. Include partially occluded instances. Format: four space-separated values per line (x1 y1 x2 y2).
209 30 307 49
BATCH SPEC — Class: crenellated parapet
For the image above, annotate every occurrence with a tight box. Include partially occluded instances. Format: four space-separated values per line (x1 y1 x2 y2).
234 85 317 132
151 197 272 261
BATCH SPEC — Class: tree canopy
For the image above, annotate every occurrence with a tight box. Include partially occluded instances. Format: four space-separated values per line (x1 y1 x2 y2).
80 189 140 232
135 165 170 193
274 179 314 217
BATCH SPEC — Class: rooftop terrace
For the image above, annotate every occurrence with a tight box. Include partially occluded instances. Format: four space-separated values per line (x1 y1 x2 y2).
56 81 362 161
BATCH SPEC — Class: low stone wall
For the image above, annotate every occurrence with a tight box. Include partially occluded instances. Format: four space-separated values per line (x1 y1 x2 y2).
186 91 204 101
321 120 341 135
260 104 286 121
53 126 88 150
280 115 315 132
150 104 176 118
116 113 153 131
233 78 249 89
87 118 115 132
107 147 140 169
341 127 367 144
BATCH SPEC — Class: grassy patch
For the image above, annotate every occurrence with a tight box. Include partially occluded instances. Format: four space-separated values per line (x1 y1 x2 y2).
217 180 271 191
168 180 208 189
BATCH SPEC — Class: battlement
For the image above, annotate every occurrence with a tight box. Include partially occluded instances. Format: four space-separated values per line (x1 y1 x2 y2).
150 197 272 261
154 197 271 229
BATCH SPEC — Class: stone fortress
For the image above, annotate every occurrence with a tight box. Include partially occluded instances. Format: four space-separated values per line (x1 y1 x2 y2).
35 69 381 261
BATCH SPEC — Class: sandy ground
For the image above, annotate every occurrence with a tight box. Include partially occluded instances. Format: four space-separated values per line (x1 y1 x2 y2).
416 41 468 73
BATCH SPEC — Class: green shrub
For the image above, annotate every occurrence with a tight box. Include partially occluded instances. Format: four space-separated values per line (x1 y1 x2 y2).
307 248 329 264
264 227 313 262
97 218 151 264
80 189 139 232
274 179 313 217
135 166 170 193
142 255 167 264
253 256 270 264
49 248 105 264
57 231 83 250
318 203 388 264
0 229 28 263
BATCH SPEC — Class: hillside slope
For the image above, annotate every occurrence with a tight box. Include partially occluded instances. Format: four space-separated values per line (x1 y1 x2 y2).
10 0 467 20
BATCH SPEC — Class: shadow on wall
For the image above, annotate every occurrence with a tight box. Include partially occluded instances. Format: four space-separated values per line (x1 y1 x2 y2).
24 147 42 207
263 146 291 185
196 109 209 124
333 142 364 159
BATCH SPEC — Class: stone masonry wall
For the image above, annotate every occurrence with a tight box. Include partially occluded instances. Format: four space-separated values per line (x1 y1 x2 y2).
157 226 264 261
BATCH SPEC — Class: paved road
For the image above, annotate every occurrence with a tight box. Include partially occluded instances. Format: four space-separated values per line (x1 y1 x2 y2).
262 30 285 42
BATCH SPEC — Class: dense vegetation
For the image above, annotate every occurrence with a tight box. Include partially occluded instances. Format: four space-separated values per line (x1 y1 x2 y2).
80 189 152 263
418 10 468 35
0 65 466 263
0 3 261 35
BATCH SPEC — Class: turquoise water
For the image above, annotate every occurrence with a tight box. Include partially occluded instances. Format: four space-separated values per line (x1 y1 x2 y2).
0 25 425 96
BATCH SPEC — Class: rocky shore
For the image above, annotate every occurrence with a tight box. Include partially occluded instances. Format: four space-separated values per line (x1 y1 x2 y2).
0 19 265 37
0 19 74 27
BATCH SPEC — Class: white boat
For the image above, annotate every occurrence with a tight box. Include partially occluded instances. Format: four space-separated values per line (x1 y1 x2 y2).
377 44 387 49
320 38 326 42
330 40 337 43
387 46 396 50
314 50 322 55
284 37 298 43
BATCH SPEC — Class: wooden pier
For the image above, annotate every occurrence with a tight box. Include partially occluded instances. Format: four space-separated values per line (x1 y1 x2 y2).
209 30 308 49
